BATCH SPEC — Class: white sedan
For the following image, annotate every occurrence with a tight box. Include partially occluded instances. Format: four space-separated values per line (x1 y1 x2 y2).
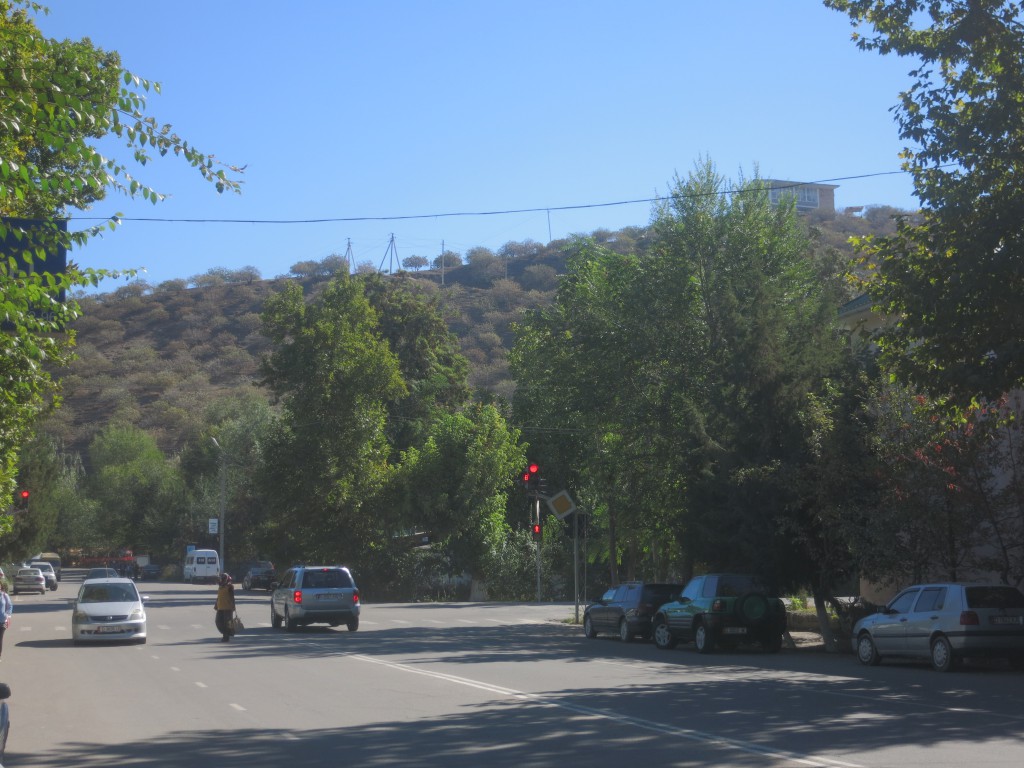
71 578 148 645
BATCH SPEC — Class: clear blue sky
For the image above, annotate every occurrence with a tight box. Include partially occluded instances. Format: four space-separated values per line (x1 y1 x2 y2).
34 1 917 288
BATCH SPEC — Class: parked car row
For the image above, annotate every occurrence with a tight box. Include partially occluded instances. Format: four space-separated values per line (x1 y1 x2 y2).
584 574 1024 673
584 574 788 653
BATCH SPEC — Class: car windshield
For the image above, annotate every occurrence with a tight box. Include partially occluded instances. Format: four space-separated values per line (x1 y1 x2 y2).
17 569 40 577
966 586 1024 609
300 570 352 589
80 584 138 603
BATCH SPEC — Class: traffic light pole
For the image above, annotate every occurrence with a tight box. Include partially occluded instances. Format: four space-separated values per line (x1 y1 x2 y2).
534 496 542 603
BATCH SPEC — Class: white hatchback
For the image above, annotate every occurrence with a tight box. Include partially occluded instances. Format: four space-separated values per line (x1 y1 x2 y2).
71 578 148 645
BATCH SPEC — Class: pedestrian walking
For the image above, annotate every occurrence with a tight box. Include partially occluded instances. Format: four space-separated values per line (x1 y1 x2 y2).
214 573 236 642
0 583 12 661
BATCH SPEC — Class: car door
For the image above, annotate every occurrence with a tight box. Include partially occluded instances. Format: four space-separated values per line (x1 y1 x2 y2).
902 586 948 657
273 569 296 615
664 576 704 637
616 583 641 628
593 587 621 632
873 588 920 654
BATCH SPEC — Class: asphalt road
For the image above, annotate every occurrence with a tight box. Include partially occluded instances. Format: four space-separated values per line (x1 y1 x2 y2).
4 572 1024 767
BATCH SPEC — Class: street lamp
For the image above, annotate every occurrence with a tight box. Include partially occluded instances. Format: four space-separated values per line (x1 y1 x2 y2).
211 437 226 571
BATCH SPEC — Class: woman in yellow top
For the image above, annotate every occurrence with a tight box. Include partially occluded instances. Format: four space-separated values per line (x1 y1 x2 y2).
214 573 236 642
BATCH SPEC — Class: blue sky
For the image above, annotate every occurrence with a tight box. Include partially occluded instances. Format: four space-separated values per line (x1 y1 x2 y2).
33 1 917 288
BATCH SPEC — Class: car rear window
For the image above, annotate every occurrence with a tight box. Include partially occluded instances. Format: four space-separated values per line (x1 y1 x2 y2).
711 576 766 597
965 586 1024 609
300 569 353 589
642 585 679 604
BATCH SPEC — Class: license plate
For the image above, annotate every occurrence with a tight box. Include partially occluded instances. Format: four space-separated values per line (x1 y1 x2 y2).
97 625 123 633
315 593 337 601
723 627 747 635
992 616 1023 625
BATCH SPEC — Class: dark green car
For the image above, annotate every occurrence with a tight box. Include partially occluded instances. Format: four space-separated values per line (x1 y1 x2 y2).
651 573 787 653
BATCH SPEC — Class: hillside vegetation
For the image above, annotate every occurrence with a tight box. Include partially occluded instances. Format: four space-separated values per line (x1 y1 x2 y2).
42 209 899 460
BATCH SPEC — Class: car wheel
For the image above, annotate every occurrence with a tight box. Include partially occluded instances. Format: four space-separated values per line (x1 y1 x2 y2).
618 618 635 643
285 606 297 632
347 617 359 632
270 603 282 629
583 614 597 639
694 621 716 653
652 617 677 650
856 633 881 666
931 635 956 672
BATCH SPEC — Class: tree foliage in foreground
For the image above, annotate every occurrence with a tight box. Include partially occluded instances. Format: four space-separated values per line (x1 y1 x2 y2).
826 0 1024 404
1 0 242 523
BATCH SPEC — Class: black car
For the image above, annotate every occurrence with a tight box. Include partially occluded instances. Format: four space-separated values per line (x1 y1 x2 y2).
652 573 787 653
138 563 162 580
243 563 276 590
584 581 683 642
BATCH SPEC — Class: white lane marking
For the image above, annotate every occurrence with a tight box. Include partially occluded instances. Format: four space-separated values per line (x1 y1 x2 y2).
346 653 864 768
391 619 412 625
230 703 246 711
195 682 207 688
170 667 181 672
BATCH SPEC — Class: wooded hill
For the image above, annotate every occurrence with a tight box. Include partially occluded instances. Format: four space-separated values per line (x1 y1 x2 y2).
40 208 903 461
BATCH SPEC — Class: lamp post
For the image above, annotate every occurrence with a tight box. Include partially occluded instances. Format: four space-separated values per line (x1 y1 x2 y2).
211 438 226 571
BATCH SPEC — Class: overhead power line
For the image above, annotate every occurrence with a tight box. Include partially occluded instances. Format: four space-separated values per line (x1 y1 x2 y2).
64 169 912 227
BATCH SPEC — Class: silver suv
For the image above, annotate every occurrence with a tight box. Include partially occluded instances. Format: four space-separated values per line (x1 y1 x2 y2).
29 561 58 591
852 582 1024 672
270 566 360 632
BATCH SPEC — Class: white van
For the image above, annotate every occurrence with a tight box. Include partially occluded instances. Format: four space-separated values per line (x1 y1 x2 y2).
183 549 220 584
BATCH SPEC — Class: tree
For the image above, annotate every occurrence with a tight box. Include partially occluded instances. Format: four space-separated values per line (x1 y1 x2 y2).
258 277 407 565
86 423 185 551
0 0 242 513
512 160 851 595
401 255 429 271
827 0 1024 404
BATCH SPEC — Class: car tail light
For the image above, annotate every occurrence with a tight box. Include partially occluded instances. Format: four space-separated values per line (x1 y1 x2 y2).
293 589 303 605
960 611 980 625
353 591 360 605
712 599 725 612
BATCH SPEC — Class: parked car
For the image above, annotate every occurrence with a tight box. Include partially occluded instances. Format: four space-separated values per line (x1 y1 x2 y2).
270 565 360 631
29 561 58 591
12 568 46 596
138 563 162 580
243 563 276 591
852 582 1024 672
71 577 148 645
583 581 683 642
84 567 119 581
652 573 787 653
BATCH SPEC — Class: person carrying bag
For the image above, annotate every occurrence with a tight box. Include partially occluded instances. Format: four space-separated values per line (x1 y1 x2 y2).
214 573 236 642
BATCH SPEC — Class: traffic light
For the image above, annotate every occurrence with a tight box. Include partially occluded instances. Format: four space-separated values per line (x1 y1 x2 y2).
524 462 540 491
16 489 29 510
531 521 542 541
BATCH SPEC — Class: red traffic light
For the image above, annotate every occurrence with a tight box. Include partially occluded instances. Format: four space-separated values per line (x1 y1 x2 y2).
19 490 29 500
527 462 539 475
531 523 542 541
